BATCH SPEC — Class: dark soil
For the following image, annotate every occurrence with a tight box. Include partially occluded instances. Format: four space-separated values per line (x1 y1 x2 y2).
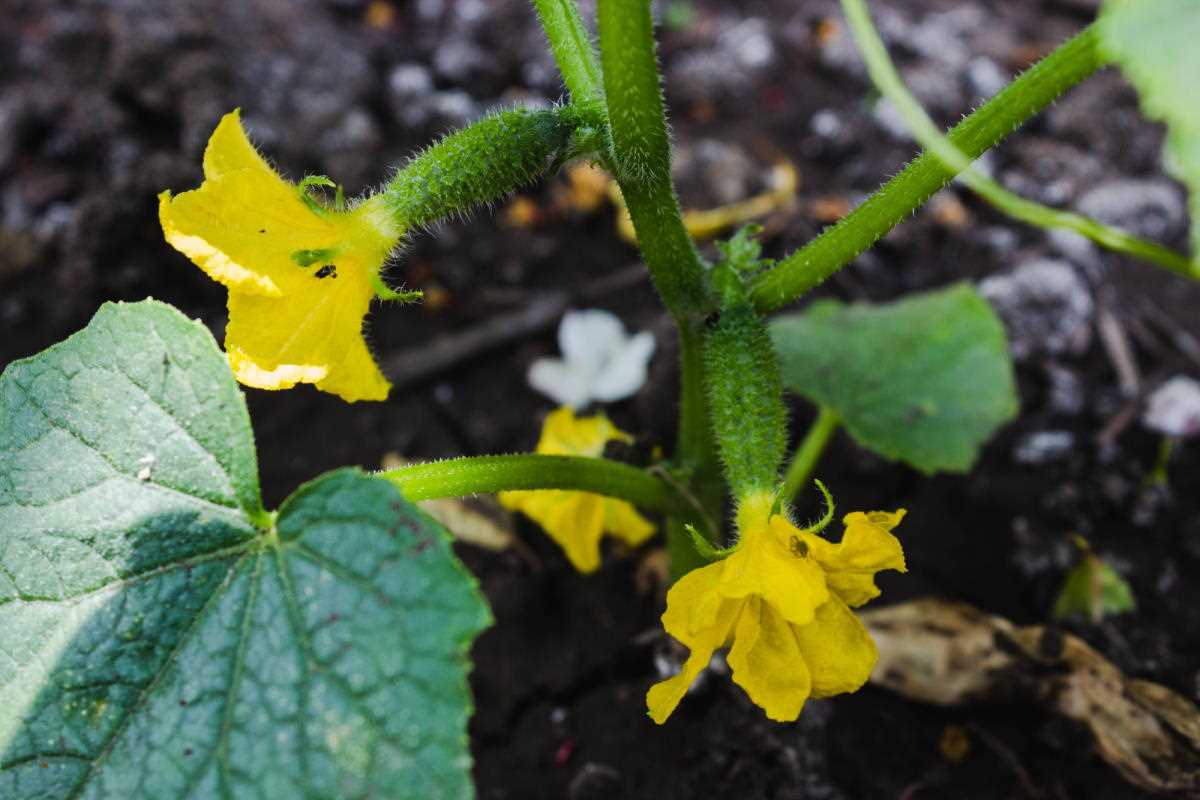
3 1 1200 798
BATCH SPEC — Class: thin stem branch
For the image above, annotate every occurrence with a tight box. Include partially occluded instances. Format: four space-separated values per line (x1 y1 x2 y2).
597 0 710 319
780 407 841 504
669 323 724 576
840 0 1194 280
675 322 722 515
379 454 692 518
532 0 605 110
750 24 1108 312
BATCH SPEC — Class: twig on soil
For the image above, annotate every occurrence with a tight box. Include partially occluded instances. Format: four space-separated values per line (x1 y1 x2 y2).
966 723 1045 799
578 262 651 300
1096 300 1141 397
383 291 568 389
1095 400 1141 450
1136 297 1200 369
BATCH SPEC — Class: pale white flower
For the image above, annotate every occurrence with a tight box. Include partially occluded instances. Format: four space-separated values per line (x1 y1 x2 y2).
527 309 656 408
1143 375 1200 438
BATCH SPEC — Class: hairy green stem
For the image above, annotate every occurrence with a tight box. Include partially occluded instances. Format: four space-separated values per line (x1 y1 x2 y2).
382 104 601 230
532 0 605 110
675 324 721 511
670 324 723 576
704 299 789 498
598 0 718 575
380 454 691 518
750 25 1108 312
841 0 1194 280
780 407 841 504
597 0 710 318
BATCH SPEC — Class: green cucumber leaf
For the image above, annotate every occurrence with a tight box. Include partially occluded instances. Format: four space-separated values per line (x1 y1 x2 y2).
770 283 1018 473
1099 0 1200 257
0 300 490 799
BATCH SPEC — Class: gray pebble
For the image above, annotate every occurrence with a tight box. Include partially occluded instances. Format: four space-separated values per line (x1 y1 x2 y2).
1076 178 1187 242
1013 430 1076 465
979 259 1094 361
1045 363 1086 416
1142 376 1200 438
672 139 758 206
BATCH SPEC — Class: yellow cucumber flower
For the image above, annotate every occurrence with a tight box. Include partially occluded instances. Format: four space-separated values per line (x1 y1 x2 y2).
499 407 655 573
647 494 905 723
158 110 403 402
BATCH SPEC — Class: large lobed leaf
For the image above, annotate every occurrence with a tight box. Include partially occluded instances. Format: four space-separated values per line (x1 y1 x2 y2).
0 300 489 799
770 283 1018 473
1099 0 1200 257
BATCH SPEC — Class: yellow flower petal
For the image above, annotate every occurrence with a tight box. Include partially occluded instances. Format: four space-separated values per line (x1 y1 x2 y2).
314 334 392 402
224 266 387 401
159 110 402 403
160 115 340 297
860 510 905 533
202 109 274 178
646 647 712 725
498 490 607 573
720 520 829 627
799 510 907 607
535 406 629 457
602 499 656 547
659 560 733 645
540 492 606 573
501 408 656 573
648 565 741 724
726 598 813 722
792 596 878 698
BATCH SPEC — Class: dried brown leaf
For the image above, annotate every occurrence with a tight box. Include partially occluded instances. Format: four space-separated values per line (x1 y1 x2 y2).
862 599 1200 795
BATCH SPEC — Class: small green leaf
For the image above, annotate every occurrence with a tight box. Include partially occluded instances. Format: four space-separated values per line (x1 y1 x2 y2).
684 523 736 561
1 300 490 799
1053 553 1137 622
770 283 1018 473
716 224 769 273
298 175 337 191
290 247 338 267
1099 0 1200 259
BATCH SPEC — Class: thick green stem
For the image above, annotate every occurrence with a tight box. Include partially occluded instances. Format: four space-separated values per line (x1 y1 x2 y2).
597 0 717 576
780 407 841 504
597 0 710 319
380 454 691 517
750 25 1108 312
841 0 1193 280
532 0 605 110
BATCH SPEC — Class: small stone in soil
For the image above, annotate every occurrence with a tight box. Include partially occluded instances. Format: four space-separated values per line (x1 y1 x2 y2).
1013 430 1075 465
979 259 1094 361
1044 363 1086 416
1076 178 1187 242
1142 375 1200 438
568 763 623 800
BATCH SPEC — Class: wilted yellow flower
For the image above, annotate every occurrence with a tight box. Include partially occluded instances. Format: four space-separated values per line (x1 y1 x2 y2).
647 493 905 723
500 407 655 573
159 110 402 402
